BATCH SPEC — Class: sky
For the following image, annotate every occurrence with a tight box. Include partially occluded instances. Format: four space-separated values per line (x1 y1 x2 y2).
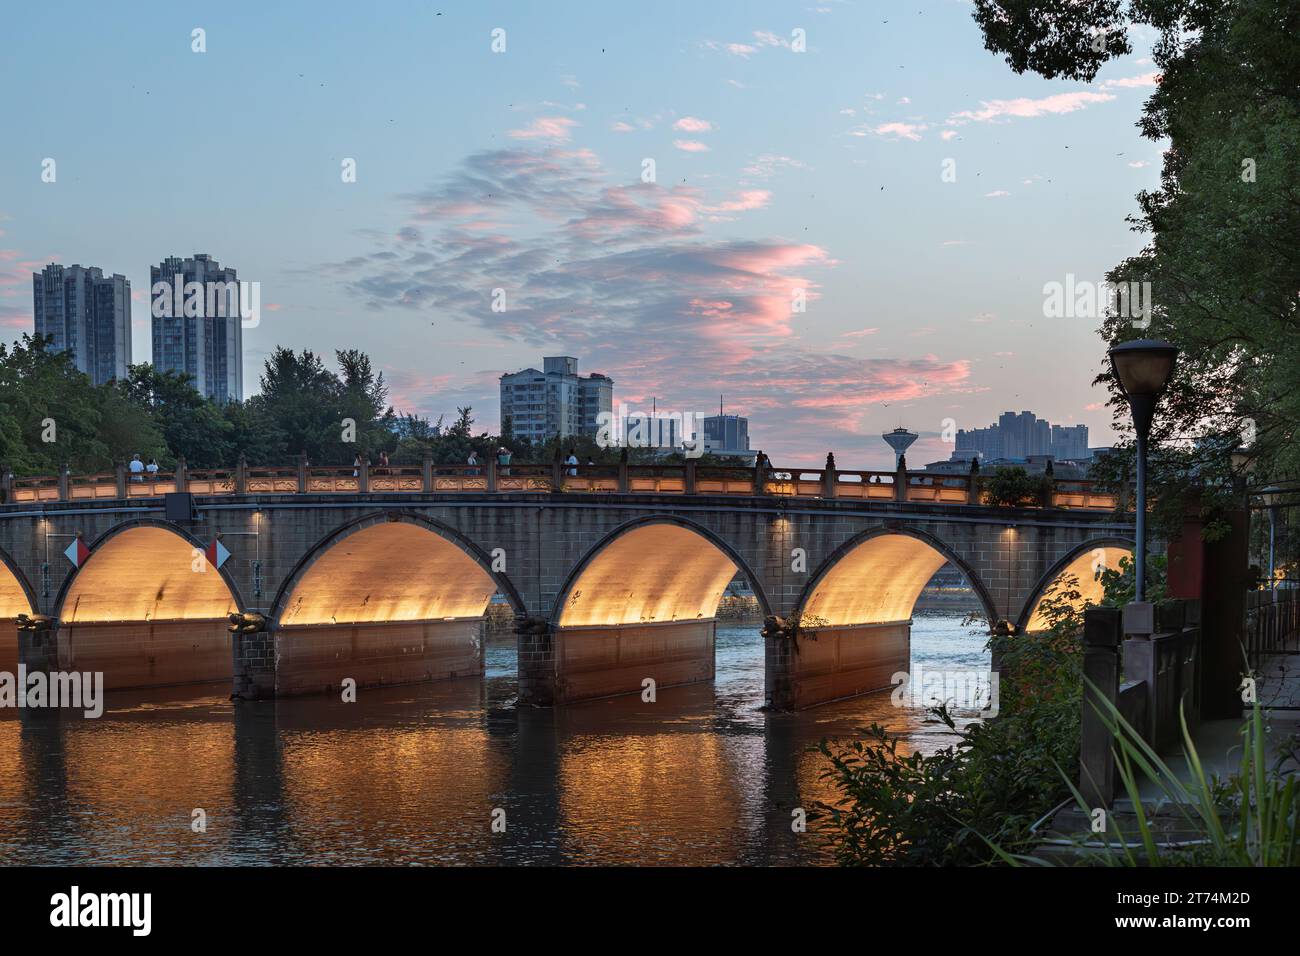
0 0 1164 467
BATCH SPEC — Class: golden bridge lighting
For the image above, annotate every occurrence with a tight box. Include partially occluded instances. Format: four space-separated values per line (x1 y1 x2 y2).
557 523 738 627
278 522 496 626
802 534 949 627
61 526 238 623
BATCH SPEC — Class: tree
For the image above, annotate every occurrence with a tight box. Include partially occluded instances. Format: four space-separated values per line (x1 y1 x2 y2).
121 364 232 467
248 347 345 461
973 0 1300 537
0 335 109 473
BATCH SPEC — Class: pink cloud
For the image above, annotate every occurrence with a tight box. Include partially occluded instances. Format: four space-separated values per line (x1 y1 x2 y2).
674 139 711 153
1101 72 1160 89
508 116 578 142
948 90 1115 125
335 145 979 464
673 116 713 133
869 121 926 141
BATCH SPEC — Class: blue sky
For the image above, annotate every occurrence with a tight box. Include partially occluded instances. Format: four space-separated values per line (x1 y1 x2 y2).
0 0 1164 466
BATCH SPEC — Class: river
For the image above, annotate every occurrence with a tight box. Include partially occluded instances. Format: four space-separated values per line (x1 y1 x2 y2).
0 611 990 865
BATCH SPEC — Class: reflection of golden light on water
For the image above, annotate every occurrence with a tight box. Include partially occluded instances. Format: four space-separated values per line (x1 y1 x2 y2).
279 725 506 862
58 713 235 863
556 731 743 864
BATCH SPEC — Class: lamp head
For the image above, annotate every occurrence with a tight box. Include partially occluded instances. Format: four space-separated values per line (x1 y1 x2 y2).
1108 339 1178 438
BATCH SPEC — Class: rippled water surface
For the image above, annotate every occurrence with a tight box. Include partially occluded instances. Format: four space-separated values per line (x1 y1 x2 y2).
0 612 989 865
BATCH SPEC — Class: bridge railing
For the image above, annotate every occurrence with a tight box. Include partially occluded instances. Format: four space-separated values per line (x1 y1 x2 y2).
0 459 1125 511
1051 479 1120 510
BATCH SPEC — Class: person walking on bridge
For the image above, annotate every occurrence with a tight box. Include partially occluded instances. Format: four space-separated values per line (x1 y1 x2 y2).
128 454 144 482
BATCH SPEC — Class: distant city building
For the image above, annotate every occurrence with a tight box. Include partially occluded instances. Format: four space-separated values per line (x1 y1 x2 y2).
499 356 613 443
953 412 1089 463
702 414 751 459
625 413 684 451
31 263 132 385
150 253 243 403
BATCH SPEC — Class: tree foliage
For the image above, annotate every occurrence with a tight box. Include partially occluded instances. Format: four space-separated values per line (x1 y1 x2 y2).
974 0 1300 544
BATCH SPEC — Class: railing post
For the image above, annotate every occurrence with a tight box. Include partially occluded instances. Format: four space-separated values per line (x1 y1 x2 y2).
754 455 767 495
684 459 697 495
114 461 127 499
235 453 248 494
358 457 369 493
1041 459 1055 508
967 459 981 505
823 452 837 499
551 459 563 492
422 449 434 492
297 451 308 493
174 456 187 493
58 463 70 501
894 454 908 502
1080 605 1123 808
618 455 629 493
487 457 498 492
0 465 11 504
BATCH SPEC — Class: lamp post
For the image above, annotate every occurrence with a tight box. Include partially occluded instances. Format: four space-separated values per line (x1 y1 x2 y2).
1108 339 1179 602
1261 485 1282 595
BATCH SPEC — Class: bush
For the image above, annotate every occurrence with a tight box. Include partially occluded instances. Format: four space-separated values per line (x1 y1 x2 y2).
813 577 1086 865
978 466 1051 507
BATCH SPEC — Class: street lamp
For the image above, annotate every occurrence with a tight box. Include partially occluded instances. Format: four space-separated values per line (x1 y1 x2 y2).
1261 485 1282 595
1108 339 1179 602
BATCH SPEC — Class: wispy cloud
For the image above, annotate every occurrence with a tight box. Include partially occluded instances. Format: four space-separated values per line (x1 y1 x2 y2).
508 116 578 142
673 116 713 133
674 139 711 153
331 145 971 461
864 121 926 141
947 90 1115 125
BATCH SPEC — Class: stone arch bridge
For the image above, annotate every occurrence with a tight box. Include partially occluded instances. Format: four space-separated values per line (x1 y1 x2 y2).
0 462 1134 709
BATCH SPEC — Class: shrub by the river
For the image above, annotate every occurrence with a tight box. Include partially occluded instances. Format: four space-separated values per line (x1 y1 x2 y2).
812 577 1086 866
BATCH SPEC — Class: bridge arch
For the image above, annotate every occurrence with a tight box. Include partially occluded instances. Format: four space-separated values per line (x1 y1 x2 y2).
1017 536 1134 633
53 518 245 689
0 543 37 672
0 543 37 618
270 510 524 625
551 515 772 627
54 518 246 623
794 525 998 629
265 511 519 696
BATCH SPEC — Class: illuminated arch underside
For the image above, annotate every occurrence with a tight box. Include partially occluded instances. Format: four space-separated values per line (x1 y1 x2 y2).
558 524 738 627
61 527 237 623
1026 546 1132 632
0 562 32 617
802 535 949 627
279 523 496 626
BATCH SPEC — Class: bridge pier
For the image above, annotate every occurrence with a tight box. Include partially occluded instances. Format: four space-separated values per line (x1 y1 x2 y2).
516 617 555 707
763 617 910 709
273 619 484 697
552 620 715 704
57 620 232 691
232 615 275 700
